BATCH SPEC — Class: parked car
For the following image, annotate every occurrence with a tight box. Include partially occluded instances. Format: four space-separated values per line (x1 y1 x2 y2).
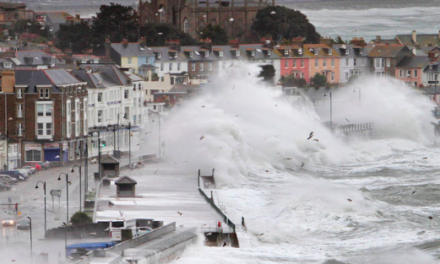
0 174 18 185
2 219 15 227
26 163 41 171
17 169 30 178
21 166 36 174
16 219 30 230
2 171 26 181
0 183 12 191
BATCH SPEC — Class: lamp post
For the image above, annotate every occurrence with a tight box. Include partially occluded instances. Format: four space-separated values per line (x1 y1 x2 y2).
324 91 333 127
128 122 131 167
71 165 82 212
84 141 88 206
57 173 69 225
91 131 102 180
35 181 46 237
27 216 32 262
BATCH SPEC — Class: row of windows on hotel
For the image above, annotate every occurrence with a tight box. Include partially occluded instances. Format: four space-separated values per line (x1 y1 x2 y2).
283 58 368 69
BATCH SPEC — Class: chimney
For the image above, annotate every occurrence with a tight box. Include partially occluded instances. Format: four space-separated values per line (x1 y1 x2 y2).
76 14 80 19
412 30 417 44
428 51 435 59
165 39 181 52
438 30 440 42
229 39 239 48
376 35 381 43
197 38 212 51
105 38 111 57
1 70 15 93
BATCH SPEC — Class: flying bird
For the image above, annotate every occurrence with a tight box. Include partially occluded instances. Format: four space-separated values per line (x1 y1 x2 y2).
307 132 314 140
201 105 205 108
200 135 205 140
235 115 239 117
347 199 352 202
259 233 264 236
232 86 235 89
177 211 183 216
284 158 292 160
154 169 159 174
275 104 278 107
313 139 319 142
412 191 416 195
345 118 350 123
265 170 269 173
300 162 305 168
423 157 428 160
248 72 251 76
429 216 433 220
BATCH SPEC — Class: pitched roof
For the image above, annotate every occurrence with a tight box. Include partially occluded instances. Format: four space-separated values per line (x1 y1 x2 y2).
15 69 82 93
303 44 339 57
101 155 120 164
111 43 155 57
368 45 408 57
395 56 430 69
396 33 440 47
115 176 137 185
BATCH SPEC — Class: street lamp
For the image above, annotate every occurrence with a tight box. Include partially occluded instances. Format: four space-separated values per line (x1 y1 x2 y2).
128 122 132 168
57 173 70 225
324 91 333 127
27 216 32 262
91 131 102 180
35 181 47 237
71 165 82 212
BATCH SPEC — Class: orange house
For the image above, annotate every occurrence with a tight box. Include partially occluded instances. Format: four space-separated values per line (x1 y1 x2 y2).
304 44 340 85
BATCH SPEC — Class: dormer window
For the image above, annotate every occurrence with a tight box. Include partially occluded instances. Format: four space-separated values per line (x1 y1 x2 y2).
157 52 162 59
190 51 194 58
251 50 255 57
267 50 272 56
314 49 319 56
345 49 350 55
4 62 11 68
328 49 332 55
236 50 240 57
298 48 303 55
219 51 224 57
205 51 209 57
16 88 22 99
284 49 289 56
39 88 50 99
429 64 433 70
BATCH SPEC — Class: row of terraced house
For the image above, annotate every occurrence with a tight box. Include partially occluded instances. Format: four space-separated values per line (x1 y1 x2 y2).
109 31 440 91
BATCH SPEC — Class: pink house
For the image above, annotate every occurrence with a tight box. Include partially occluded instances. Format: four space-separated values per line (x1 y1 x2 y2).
276 45 311 84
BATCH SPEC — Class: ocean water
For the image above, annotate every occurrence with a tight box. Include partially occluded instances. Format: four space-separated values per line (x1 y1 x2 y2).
157 61 440 264
283 0 440 43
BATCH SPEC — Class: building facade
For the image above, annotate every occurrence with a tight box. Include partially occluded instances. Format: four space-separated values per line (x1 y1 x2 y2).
138 0 274 41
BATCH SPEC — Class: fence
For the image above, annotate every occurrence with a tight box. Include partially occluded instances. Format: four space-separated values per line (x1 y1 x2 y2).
337 122 373 133
198 188 236 233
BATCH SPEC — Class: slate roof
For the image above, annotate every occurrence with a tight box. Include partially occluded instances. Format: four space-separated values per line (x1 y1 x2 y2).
180 46 217 61
36 12 77 24
72 65 132 89
333 44 366 57
15 69 82 94
239 44 280 60
150 46 187 62
101 155 120 164
396 33 440 47
368 45 408 58
395 56 430 69
15 50 60 65
115 176 137 185
111 43 155 57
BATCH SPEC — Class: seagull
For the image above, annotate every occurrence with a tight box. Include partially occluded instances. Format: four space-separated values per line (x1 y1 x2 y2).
283 158 292 160
248 72 251 76
265 170 269 173
232 86 235 89
259 233 264 236
429 216 433 220
307 131 314 140
275 104 278 107
423 157 428 159
300 162 305 168
347 199 352 202
412 191 416 195
235 115 239 117
200 135 205 140
345 118 350 123
201 105 205 108
313 139 319 142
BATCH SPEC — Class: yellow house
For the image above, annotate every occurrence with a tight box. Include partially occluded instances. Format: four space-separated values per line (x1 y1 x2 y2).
110 42 156 74
304 44 340 85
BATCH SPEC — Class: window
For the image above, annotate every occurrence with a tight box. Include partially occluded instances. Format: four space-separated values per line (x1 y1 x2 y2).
26 149 41 162
251 50 255 57
346 59 349 66
200 63 204 71
353 58 356 66
36 102 53 139
331 59 335 67
219 51 224 57
98 110 103 123
37 123 44 135
66 101 71 137
386 58 391 67
399 70 404 77
284 60 288 68
17 104 22 118
236 50 240 57
128 57 132 65
170 77 174 85
4 62 11 68
331 72 334 82
268 50 272 56
124 89 129 99
293 60 296 68
414 70 418 77
301 59 304 68
39 88 49 99
169 63 172 71
177 63 181 71
183 18 189 33
190 52 194 58
284 49 288 56
414 82 418 87
191 63 195 71
16 88 22 99
208 63 212 71
315 59 318 67
157 53 162 59
346 49 350 55
345 72 349 80
97 93 103 102
18 123 22 137
160 63 164 71
328 49 332 55
323 59 327 67
375 58 385 68
205 51 210 57
314 49 318 56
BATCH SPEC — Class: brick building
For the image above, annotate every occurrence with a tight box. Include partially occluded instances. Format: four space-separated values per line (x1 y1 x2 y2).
0 2 34 26
138 0 275 41
0 69 87 166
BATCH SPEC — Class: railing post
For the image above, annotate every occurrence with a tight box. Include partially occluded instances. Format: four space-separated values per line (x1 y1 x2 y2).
198 169 200 188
